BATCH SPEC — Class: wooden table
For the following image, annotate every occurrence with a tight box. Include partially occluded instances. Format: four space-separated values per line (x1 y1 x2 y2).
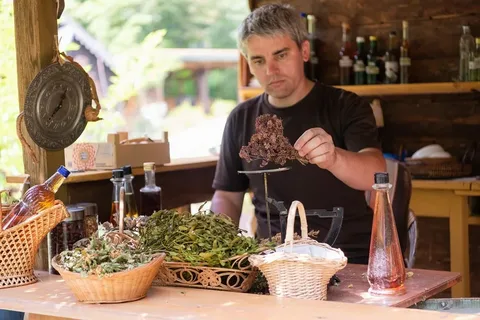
410 178 480 298
0 270 472 320
329 264 461 307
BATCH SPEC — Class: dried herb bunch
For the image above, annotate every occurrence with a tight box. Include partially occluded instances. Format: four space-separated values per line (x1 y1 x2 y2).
139 205 266 268
57 226 154 278
239 114 308 167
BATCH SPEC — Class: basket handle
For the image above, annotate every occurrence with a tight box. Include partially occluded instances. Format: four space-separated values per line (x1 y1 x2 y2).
119 186 125 234
284 200 309 247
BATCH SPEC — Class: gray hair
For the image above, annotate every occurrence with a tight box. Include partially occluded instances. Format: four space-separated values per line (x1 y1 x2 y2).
237 3 308 57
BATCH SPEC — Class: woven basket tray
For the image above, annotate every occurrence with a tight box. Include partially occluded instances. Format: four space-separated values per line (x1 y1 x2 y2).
405 157 472 179
248 200 347 300
0 200 69 289
153 253 258 292
52 252 166 303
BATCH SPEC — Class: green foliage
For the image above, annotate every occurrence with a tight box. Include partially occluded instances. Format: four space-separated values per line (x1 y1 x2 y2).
0 3 23 188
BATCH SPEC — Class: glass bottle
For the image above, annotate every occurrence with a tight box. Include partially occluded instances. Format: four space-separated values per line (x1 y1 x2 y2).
306 14 319 81
366 36 379 85
400 20 410 84
2 165 70 230
385 31 399 84
459 25 475 82
354 37 367 85
109 169 124 225
140 162 162 216
339 22 354 85
470 38 480 81
122 165 139 218
367 172 406 296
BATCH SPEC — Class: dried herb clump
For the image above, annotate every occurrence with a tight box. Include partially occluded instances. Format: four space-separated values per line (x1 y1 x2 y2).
57 226 153 278
239 114 307 167
139 206 266 268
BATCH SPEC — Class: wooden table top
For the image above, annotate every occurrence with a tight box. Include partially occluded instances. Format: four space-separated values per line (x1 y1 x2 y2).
329 264 461 308
0 270 470 320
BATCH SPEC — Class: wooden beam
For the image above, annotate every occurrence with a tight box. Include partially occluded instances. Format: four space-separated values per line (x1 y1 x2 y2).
13 0 66 271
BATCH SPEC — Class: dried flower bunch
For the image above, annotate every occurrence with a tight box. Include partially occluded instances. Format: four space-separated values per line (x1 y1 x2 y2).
239 114 308 167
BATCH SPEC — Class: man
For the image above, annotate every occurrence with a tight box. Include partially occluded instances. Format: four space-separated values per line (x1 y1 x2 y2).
210 4 386 264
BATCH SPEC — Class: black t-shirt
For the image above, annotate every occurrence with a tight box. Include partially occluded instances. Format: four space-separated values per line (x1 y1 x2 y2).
213 82 381 259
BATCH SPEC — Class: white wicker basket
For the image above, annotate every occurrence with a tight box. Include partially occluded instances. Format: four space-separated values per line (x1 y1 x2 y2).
249 200 347 300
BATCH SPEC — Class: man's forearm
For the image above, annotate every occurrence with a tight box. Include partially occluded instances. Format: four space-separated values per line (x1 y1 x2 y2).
210 193 244 224
327 148 386 191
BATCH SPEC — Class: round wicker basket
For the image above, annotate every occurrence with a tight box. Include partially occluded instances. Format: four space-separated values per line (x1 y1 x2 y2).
249 200 347 300
0 200 70 288
52 252 166 303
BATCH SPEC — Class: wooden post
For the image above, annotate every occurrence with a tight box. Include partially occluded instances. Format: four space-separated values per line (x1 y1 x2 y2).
13 0 66 271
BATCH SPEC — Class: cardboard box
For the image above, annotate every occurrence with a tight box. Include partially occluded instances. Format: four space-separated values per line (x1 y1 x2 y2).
64 132 170 171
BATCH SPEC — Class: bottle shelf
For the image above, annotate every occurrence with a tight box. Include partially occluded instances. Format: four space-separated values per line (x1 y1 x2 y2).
238 82 480 101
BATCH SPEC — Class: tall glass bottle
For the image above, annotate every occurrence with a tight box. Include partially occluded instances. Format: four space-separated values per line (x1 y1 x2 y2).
366 36 379 85
385 31 399 84
306 14 319 81
339 22 354 85
2 166 70 230
367 172 406 296
122 165 139 218
473 38 480 81
354 37 367 85
109 169 124 225
400 20 410 84
459 25 475 82
140 162 162 216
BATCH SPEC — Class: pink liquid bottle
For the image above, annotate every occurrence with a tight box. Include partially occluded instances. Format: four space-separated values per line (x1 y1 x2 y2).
367 172 406 296
2 166 70 230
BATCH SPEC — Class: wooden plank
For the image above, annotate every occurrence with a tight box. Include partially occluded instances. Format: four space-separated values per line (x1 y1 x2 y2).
355 0 479 25
328 264 461 307
468 216 480 226
239 82 480 101
0 271 472 320
65 156 218 184
412 180 472 191
409 189 454 218
13 0 66 272
448 194 471 297
472 181 480 191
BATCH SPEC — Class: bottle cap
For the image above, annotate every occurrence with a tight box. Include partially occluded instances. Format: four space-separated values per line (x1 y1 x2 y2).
402 20 408 28
57 165 71 178
144 162 155 171
122 165 132 175
112 169 124 179
356 36 365 43
389 31 397 36
374 172 389 184
369 36 377 41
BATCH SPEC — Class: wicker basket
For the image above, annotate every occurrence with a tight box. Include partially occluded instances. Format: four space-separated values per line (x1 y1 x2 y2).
248 200 347 300
0 200 69 289
153 253 258 292
51 252 166 303
405 157 472 179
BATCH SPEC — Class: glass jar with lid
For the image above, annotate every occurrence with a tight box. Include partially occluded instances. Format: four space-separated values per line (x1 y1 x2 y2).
48 205 86 274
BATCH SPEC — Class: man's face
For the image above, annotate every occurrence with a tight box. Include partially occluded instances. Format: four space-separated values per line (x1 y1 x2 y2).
245 34 309 100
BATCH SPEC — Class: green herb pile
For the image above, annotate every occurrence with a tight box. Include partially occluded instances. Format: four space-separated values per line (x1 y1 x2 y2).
139 208 263 268
57 231 153 278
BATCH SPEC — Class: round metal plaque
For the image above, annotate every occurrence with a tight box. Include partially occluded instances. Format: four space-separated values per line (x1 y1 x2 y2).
24 62 92 150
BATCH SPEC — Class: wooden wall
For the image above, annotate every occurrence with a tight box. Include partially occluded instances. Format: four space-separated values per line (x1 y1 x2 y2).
253 0 480 85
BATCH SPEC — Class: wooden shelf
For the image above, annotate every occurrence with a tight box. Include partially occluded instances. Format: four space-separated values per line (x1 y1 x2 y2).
238 82 480 101
65 156 218 184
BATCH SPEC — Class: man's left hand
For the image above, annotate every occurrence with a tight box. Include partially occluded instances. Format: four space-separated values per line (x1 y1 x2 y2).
294 128 337 169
